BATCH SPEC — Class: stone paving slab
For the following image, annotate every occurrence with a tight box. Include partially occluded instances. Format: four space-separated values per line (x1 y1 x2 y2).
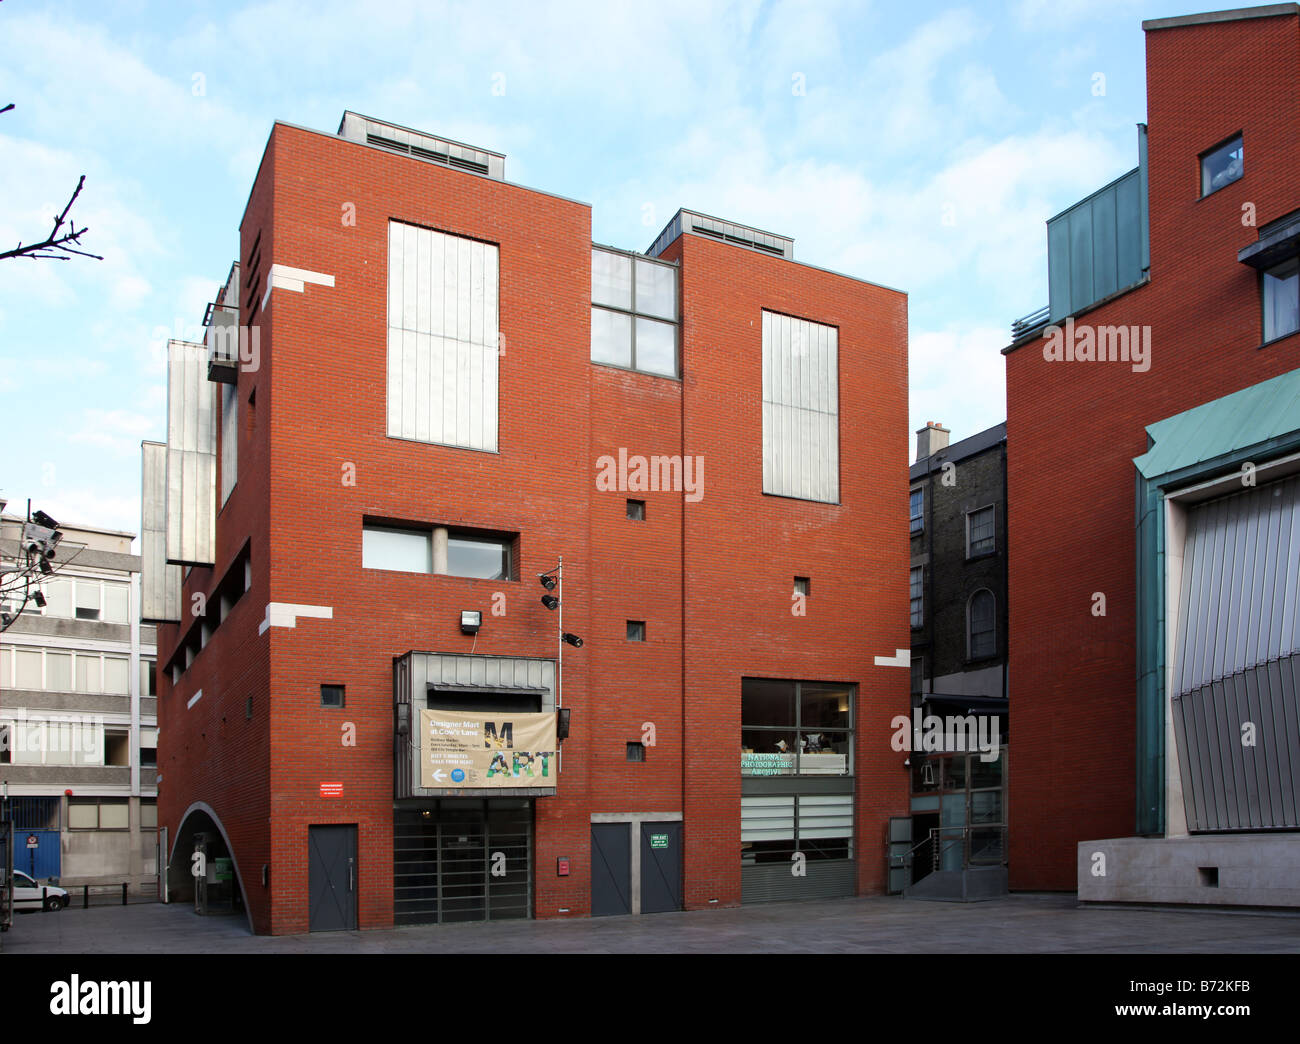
4 893 1300 954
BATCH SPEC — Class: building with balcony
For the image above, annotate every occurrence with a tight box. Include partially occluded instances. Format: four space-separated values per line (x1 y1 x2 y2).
1004 4 1300 904
0 505 159 895
142 111 910 933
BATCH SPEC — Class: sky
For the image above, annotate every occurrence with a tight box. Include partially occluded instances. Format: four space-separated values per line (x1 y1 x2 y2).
0 0 1242 538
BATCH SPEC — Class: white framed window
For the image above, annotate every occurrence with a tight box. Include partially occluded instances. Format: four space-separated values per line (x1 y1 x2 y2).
968 589 996 660
966 505 996 557
362 525 432 573
910 567 924 629
909 487 924 534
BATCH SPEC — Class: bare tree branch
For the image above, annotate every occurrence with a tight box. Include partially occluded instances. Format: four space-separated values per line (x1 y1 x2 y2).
1 103 103 263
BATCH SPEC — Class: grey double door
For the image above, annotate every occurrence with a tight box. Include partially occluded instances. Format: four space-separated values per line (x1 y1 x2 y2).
591 821 682 916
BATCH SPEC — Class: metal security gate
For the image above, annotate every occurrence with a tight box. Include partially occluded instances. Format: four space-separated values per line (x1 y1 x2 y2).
393 800 531 925
590 823 631 916
8 798 60 880
308 825 357 932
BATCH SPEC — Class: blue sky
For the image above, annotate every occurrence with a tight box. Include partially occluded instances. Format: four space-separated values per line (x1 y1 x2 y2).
0 0 1237 537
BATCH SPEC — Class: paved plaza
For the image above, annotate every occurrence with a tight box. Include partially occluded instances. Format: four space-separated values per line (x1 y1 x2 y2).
5 892 1300 954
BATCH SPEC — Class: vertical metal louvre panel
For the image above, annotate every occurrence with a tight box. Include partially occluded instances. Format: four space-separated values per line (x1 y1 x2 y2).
164 341 216 565
220 382 238 504
387 220 498 452
1171 474 1300 831
761 310 838 503
140 441 181 622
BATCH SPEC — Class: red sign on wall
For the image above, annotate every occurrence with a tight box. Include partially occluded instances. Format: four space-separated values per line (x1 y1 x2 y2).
319 782 343 797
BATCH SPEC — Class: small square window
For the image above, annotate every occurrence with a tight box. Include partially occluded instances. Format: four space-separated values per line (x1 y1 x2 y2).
321 684 345 709
1200 134 1243 197
626 499 646 520
627 621 646 642
794 577 810 597
626 741 646 762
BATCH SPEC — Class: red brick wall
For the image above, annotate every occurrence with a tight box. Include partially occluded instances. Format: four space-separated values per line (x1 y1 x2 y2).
158 120 909 932
1005 12 1300 891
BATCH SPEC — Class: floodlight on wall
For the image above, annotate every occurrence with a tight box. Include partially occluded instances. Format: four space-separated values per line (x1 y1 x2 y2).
460 610 482 635
38 557 52 575
562 632 583 648
32 589 46 608
541 594 560 611
539 575 557 591
32 510 60 530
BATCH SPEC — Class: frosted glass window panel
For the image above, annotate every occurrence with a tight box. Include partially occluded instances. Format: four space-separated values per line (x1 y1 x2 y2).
45 652 72 691
0 647 10 685
635 259 676 320
141 801 158 829
68 801 98 829
592 249 632 310
591 308 632 368
104 582 130 624
635 318 677 377
16 649 42 689
387 222 499 452
99 801 130 829
447 536 511 580
103 656 129 695
362 526 432 573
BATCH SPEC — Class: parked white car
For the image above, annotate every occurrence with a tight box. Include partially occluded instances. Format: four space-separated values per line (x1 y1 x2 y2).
11 869 69 912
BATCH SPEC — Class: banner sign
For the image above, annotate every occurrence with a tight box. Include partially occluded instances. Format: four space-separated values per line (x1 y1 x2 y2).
419 709 559 789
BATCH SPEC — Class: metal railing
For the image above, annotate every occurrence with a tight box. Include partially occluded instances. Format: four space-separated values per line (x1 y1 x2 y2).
1011 305 1050 339
901 824 1007 879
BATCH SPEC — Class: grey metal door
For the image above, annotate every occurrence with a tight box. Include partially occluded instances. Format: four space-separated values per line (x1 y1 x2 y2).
590 823 631 916
308 825 357 931
639 822 682 913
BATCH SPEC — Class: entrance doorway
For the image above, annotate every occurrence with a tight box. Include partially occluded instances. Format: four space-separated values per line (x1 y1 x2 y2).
308 824 357 932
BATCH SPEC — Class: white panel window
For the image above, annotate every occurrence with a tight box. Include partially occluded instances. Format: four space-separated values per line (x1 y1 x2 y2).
68 801 98 829
103 656 130 695
75 580 101 620
45 652 72 691
761 310 839 502
43 578 73 618
99 801 130 830
387 221 499 452
76 654 99 693
15 649 42 689
362 525 432 573
104 582 130 624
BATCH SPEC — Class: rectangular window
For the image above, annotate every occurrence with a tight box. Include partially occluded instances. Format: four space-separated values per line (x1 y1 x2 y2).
761 310 839 502
1263 258 1299 343
626 499 646 520
969 590 997 660
221 381 239 503
1200 134 1243 197
741 790 852 865
626 621 646 642
363 525 433 573
45 652 72 692
911 655 924 695
626 741 645 762
967 506 996 557
103 582 130 624
910 488 924 534
590 248 679 378
68 798 129 830
141 799 158 830
103 656 129 695
387 221 500 452
75 580 101 620
793 576 810 597
143 659 158 697
740 678 852 777
910 567 924 628
43 578 72 618
321 684 345 709
446 534 511 581
104 728 130 766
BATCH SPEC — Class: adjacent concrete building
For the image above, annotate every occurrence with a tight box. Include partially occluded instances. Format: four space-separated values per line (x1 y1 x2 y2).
0 506 159 894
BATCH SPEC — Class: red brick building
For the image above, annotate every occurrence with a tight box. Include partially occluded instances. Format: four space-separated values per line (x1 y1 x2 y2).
142 112 909 932
1006 5 1300 896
